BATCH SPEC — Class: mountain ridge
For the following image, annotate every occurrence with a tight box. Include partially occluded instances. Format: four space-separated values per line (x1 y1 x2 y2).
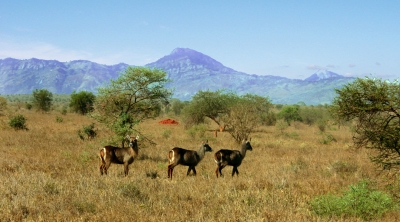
0 48 355 105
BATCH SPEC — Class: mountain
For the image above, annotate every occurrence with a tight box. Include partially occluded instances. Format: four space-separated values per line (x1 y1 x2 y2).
0 48 355 105
146 48 355 104
304 70 343 82
0 58 129 94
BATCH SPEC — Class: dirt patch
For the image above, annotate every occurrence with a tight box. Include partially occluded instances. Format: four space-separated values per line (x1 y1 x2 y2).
159 119 179 124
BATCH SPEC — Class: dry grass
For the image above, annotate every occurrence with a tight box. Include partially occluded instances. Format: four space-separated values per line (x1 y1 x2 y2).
1 109 399 221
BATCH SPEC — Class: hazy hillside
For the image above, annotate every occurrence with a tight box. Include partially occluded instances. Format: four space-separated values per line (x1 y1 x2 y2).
0 48 355 105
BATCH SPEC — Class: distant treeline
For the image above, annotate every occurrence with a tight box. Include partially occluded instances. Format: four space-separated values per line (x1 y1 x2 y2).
1 94 71 103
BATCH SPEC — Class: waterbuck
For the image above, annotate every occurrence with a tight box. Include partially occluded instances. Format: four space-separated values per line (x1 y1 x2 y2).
167 140 213 180
214 138 252 177
99 135 139 177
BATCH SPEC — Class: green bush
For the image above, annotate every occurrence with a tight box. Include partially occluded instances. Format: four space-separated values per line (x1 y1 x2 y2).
311 180 396 220
32 89 53 112
56 116 63 123
277 105 302 126
25 102 32 110
69 91 95 115
9 114 28 130
319 133 336 144
78 123 97 140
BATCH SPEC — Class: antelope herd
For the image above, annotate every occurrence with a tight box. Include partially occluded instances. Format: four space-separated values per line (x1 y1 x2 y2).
99 135 253 179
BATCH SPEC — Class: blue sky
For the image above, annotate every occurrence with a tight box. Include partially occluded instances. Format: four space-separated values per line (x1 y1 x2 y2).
1 1 399 80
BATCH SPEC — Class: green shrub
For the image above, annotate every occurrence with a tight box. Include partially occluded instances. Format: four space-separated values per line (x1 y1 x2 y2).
78 123 97 140
310 180 396 220
9 114 28 130
25 102 32 110
319 133 336 144
56 116 63 123
317 119 327 132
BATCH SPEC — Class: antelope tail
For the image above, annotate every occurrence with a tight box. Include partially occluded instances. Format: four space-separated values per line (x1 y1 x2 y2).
99 148 107 164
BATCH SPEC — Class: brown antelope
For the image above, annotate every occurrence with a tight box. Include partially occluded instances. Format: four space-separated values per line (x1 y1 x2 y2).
99 135 139 177
214 138 252 177
167 140 213 180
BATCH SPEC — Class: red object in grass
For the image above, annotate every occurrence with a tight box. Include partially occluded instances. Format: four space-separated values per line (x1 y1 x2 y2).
158 119 179 124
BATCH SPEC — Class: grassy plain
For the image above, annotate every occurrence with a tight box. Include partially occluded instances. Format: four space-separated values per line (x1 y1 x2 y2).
1 108 399 221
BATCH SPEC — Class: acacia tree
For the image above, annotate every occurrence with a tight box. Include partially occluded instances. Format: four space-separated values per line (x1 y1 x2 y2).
331 77 400 171
32 89 53 112
223 94 272 143
181 90 236 130
92 66 172 146
182 90 272 143
69 91 96 115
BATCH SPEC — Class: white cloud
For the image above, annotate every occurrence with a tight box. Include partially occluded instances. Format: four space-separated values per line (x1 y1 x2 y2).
0 39 155 66
307 64 326 70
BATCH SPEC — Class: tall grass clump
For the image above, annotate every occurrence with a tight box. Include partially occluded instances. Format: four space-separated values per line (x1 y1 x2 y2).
310 180 396 220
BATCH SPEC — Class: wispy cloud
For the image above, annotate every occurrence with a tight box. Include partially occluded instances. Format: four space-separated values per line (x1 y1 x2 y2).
0 39 157 66
348 64 356 68
307 64 326 70
307 64 338 70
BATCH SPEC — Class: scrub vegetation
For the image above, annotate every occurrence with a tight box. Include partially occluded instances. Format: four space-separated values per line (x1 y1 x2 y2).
1 105 399 221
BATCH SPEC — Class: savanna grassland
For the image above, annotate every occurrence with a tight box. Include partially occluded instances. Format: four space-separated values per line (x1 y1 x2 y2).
1 107 399 221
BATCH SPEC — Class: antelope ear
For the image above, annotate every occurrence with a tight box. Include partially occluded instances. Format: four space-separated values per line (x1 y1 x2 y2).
136 135 139 140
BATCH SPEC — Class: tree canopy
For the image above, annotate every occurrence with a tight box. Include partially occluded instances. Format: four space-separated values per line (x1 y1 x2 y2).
182 90 272 143
182 90 236 129
92 66 172 145
277 105 302 126
32 89 53 112
223 94 273 143
331 77 400 171
69 91 96 115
